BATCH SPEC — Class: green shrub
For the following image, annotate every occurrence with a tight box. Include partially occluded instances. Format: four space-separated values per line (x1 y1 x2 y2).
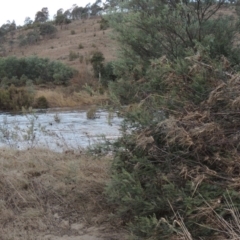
99 17 109 30
90 51 105 78
26 30 40 45
0 56 75 86
101 61 117 87
34 96 49 109
105 2 240 237
106 49 240 239
39 23 57 38
69 51 79 61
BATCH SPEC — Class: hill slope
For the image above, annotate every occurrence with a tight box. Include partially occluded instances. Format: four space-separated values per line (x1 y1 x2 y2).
3 17 117 71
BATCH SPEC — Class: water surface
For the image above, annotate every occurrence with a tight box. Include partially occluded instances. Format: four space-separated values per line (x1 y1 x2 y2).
0 108 122 152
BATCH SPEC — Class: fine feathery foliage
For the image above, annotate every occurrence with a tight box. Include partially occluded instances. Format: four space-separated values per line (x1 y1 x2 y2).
106 0 240 84
105 1 240 239
107 52 240 239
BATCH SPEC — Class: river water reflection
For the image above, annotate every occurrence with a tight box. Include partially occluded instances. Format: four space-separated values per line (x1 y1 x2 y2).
0 108 123 152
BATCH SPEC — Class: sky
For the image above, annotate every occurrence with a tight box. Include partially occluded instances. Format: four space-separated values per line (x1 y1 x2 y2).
0 0 95 26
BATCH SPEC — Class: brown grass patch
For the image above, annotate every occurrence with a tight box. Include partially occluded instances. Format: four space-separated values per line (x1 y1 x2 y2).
35 88 109 108
0 148 126 239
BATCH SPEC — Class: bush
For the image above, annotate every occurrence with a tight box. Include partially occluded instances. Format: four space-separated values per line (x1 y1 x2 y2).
0 56 75 86
101 61 117 87
26 30 40 45
34 96 49 109
69 51 79 61
99 17 109 30
105 1 240 237
39 23 57 38
90 51 105 78
107 50 240 239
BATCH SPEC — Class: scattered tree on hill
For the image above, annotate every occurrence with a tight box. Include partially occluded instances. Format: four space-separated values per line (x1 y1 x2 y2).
70 4 91 20
39 23 57 38
24 17 33 27
0 20 16 44
54 8 71 29
35 7 49 23
90 51 105 78
90 0 103 16
18 30 40 47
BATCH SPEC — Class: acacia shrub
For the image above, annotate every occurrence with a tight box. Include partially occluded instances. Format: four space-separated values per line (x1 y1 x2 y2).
107 52 240 239
106 0 240 235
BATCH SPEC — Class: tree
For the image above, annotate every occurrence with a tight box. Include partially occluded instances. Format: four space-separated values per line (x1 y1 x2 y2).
8 40 14 51
90 0 103 16
70 4 90 20
24 17 33 26
90 51 105 77
55 9 71 29
39 23 57 38
35 7 49 23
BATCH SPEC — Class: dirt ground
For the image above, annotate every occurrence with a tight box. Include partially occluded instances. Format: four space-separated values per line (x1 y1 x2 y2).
0 148 127 240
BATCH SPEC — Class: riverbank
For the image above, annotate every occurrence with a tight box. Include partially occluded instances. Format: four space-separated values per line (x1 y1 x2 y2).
35 86 109 108
0 148 127 239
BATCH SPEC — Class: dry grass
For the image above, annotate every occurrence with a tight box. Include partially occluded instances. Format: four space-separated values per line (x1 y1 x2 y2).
168 193 240 240
0 148 126 239
35 88 109 108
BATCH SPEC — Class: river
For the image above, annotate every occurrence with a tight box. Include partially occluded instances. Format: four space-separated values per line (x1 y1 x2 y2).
0 108 123 152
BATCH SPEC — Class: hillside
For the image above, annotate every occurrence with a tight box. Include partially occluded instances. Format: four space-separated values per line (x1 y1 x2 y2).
0 17 118 109
2 16 117 72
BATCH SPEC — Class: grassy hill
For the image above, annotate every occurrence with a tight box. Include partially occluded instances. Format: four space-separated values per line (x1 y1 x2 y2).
3 17 116 70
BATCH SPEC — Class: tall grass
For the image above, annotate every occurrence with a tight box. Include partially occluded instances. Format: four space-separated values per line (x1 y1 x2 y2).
35 88 109 108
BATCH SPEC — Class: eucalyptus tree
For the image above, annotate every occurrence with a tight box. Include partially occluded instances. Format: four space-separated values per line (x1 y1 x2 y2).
35 7 49 23
24 17 33 26
90 0 103 16
55 8 71 28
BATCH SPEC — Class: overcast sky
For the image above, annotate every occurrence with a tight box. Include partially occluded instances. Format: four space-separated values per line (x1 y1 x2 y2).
0 0 95 26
